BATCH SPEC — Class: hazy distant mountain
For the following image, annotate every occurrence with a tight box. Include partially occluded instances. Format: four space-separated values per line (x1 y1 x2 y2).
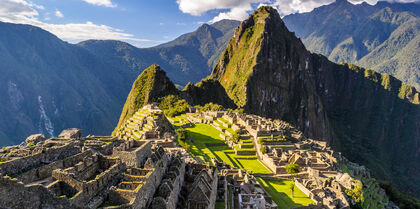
0 21 139 146
78 19 240 86
283 0 420 89
0 20 240 145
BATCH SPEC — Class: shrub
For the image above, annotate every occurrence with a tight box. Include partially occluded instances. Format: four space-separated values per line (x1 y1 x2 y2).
26 143 34 147
260 146 266 154
345 179 364 206
285 164 300 175
176 128 187 141
158 95 190 117
201 102 223 111
231 131 240 144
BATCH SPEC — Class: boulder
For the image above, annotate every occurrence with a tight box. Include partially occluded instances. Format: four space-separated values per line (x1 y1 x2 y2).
58 128 82 139
25 134 46 145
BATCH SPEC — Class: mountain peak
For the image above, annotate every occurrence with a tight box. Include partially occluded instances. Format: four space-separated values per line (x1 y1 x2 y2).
212 5 308 107
113 64 177 134
335 0 351 5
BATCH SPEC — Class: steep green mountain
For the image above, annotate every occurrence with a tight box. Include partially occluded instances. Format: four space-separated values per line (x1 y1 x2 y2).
0 20 239 146
78 19 240 85
0 21 138 146
212 6 420 197
283 0 420 90
113 64 178 134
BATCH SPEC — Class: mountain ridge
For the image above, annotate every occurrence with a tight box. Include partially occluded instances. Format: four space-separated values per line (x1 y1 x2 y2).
212 6 420 197
78 19 240 86
283 0 420 90
0 19 239 146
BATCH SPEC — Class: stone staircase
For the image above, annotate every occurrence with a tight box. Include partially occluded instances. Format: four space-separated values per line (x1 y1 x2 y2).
116 108 157 140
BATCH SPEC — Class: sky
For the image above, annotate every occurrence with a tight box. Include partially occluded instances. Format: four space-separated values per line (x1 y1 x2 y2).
0 0 418 48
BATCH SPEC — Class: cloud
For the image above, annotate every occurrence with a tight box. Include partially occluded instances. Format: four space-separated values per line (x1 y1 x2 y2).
0 0 149 44
177 0 266 22
81 0 116 8
55 10 64 18
177 0 420 22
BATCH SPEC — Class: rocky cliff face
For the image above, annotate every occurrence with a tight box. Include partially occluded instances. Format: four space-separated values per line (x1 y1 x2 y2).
181 78 236 108
212 6 334 142
212 6 420 196
113 64 178 134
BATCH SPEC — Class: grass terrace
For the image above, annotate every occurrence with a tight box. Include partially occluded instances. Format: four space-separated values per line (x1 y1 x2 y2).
218 117 232 125
176 123 271 174
170 114 190 126
169 114 314 208
256 178 314 209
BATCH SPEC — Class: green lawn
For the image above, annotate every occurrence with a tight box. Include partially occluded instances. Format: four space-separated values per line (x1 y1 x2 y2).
256 178 314 209
172 120 314 208
178 123 271 174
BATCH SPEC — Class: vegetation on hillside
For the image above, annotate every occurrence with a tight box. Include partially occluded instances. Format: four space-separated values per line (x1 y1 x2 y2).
200 103 223 111
158 95 190 117
113 64 178 135
380 181 420 209
212 7 271 107
339 63 419 104
345 179 364 207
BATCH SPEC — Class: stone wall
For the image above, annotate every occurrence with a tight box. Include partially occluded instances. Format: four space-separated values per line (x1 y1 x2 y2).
152 157 186 209
295 180 317 204
17 150 94 184
0 176 75 209
112 140 152 168
48 153 125 208
235 150 256 155
0 142 81 176
108 147 169 209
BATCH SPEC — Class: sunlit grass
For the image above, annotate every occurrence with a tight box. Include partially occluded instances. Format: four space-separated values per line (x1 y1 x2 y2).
256 178 314 209
181 123 271 174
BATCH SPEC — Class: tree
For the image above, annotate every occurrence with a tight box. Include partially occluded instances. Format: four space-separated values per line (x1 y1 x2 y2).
201 102 223 111
158 95 190 117
231 131 240 144
290 182 295 198
286 164 300 175
176 128 187 141
260 146 266 154
345 179 364 206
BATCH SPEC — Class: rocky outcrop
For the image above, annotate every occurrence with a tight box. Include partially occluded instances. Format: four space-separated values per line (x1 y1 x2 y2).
181 78 236 108
211 6 420 196
25 134 46 145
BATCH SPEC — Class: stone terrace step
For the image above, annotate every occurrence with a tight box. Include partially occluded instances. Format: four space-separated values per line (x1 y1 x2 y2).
240 144 254 149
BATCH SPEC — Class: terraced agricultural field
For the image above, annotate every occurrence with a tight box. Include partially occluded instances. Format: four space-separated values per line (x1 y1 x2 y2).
170 115 313 207
176 123 271 174
256 178 314 209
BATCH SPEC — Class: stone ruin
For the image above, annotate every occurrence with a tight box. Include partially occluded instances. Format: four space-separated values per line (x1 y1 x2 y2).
172 109 397 209
220 168 278 209
0 130 215 209
0 105 398 209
